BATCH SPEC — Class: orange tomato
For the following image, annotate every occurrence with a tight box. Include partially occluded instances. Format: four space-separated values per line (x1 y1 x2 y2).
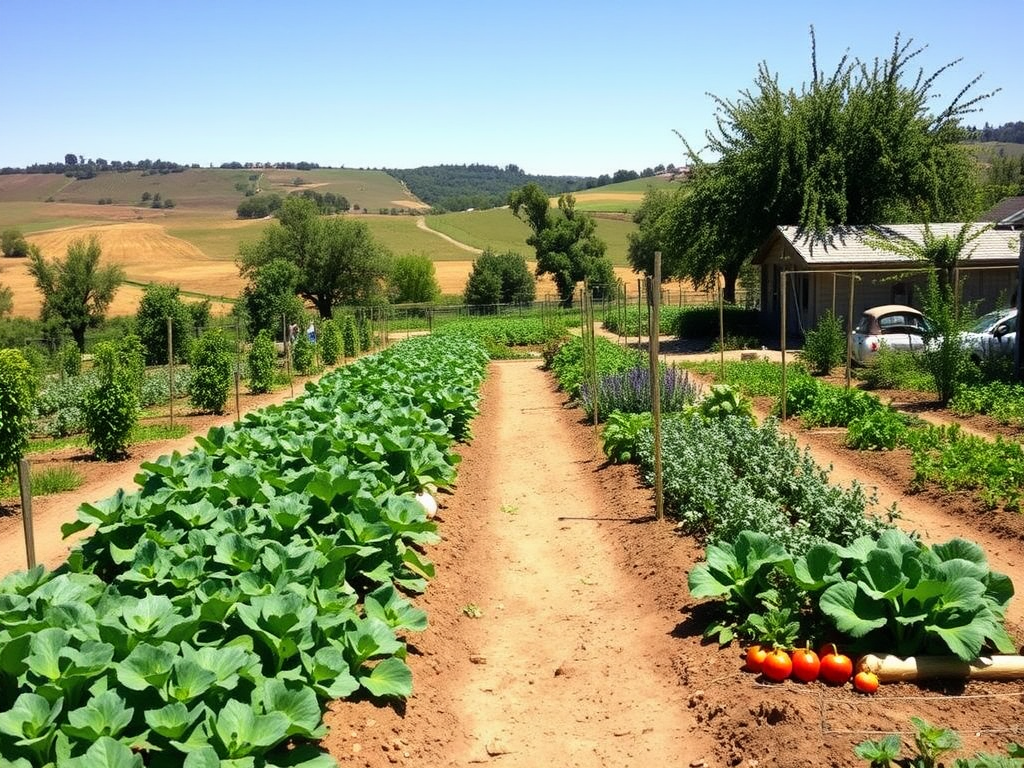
745 645 769 673
853 671 880 693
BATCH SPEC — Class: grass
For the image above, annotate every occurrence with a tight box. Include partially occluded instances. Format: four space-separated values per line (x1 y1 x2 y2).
27 422 190 454
0 464 84 500
425 208 634 265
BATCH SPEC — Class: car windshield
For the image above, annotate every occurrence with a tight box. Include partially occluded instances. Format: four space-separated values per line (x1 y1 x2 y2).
969 309 1013 334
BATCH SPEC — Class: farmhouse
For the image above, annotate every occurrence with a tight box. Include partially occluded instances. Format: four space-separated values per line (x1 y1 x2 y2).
754 224 1021 336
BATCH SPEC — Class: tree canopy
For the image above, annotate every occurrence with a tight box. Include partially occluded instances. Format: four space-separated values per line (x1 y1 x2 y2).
238 196 391 318
463 249 536 308
27 236 124 350
508 184 612 306
388 254 440 304
634 30 993 302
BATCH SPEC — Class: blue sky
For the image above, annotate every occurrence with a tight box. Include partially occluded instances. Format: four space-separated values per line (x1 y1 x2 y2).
1 1 1019 176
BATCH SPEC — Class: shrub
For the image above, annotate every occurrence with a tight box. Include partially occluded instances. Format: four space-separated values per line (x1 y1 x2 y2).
58 340 82 378
247 329 276 393
799 309 846 375
675 304 761 339
189 329 232 414
358 316 371 351
601 411 653 463
291 335 316 375
341 315 358 358
83 342 139 460
846 409 913 450
858 346 934 391
319 319 340 365
0 348 36 477
135 283 195 364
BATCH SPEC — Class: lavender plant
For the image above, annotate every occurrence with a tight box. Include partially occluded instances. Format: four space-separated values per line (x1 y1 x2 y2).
579 364 700 421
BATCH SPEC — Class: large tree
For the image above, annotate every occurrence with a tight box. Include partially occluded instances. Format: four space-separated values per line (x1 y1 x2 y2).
27 236 124 350
388 253 440 304
238 195 390 318
638 30 991 303
508 183 612 306
135 283 195 364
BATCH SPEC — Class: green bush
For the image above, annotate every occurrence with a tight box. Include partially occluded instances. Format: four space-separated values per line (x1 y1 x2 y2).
247 329 276 394
341 315 358 358
601 411 653 463
858 346 934 391
319 319 340 365
189 329 232 414
358 316 371 351
846 409 913 450
799 309 846 375
58 341 82 377
0 348 36 478
291 335 317 375
675 304 761 339
83 342 139 460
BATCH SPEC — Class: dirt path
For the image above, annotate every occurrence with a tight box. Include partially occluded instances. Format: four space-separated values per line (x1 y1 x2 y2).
324 359 714 767
415 216 483 255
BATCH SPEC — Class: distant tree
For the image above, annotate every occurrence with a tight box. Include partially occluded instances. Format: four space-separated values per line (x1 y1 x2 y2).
388 254 440 304
141 192 151 202
135 283 195 364
237 193 283 219
627 188 675 277
463 249 536 308
239 196 390 318
64 153 78 166
1 228 29 258
27 236 124 350
508 184 610 307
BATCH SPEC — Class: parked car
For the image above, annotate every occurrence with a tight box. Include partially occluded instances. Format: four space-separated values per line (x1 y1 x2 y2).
961 308 1018 362
850 305 932 365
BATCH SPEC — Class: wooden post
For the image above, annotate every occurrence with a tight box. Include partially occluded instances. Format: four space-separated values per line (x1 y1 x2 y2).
1015 235 1023 382
17 459 35 568
650 252 663 521
166 317 174 429
846 271 856 389
780 270 787 421
718 274 725 380
234 317 242 421
284 314 294 398
637 279 642 349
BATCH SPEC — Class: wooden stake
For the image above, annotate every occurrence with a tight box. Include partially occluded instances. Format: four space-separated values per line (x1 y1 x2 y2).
650 251 663 521
780 270 787 421
167 317 174 429
18 459 35 568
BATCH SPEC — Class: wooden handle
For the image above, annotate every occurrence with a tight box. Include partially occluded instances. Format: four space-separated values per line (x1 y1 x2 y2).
857 653 1024 682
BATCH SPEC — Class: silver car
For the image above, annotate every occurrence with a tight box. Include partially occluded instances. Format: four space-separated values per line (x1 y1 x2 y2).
961 308 1018 362
850 305 931 365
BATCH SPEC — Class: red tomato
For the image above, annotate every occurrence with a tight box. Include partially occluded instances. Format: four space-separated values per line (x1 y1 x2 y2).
790 647 820 683
745 645 768 673
761 649 793 682
819 650 853 685
853 671 880 693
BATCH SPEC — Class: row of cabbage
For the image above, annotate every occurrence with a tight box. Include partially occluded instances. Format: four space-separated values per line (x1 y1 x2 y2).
0 335 489 768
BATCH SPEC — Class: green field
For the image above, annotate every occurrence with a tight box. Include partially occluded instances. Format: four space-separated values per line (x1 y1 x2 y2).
0 168 423 215
425 208 634 266
359 215 471 260
0 202 107 232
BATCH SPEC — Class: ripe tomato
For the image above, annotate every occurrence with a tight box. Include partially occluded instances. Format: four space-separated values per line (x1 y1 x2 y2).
819 650 853 685
761 648 793 682
745 645 768 673
790 646 820 683
853 671 880 693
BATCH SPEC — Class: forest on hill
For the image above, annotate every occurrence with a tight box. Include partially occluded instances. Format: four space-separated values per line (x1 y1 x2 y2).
967 121 1024 144
386 163 676 212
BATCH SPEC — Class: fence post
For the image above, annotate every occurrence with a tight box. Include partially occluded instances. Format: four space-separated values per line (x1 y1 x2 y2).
167 317 174 429
649 252 663 521
234 317 242 421
18 459 36 568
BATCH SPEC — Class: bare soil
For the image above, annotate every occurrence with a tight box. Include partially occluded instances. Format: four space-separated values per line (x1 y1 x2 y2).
4 356 1024 767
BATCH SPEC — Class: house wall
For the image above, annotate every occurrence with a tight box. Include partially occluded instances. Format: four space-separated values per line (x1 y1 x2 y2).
760 258 1018 337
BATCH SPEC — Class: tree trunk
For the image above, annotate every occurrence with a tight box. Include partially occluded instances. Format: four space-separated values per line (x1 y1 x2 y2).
314 295 333 319
723 270 739 305
72 325 86 352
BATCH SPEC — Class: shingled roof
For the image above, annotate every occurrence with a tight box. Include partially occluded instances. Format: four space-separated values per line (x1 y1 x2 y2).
754 224 1021 266
981 196 1024 226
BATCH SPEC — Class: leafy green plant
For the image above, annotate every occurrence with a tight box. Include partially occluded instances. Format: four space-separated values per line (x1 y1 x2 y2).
846 409 913 450
319 319 340 366
859 346 934 392
549 336 643 401
601 411 652 463
341 314 357 358
799 309 847 375
291 335 317 376
816 530 1015 660
58 341 82 378
853 734 902 768
699 384 754 421
688 531 793 644
0 349 36 478
247 329 276 394
82 342 138 460
189 329 232 414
